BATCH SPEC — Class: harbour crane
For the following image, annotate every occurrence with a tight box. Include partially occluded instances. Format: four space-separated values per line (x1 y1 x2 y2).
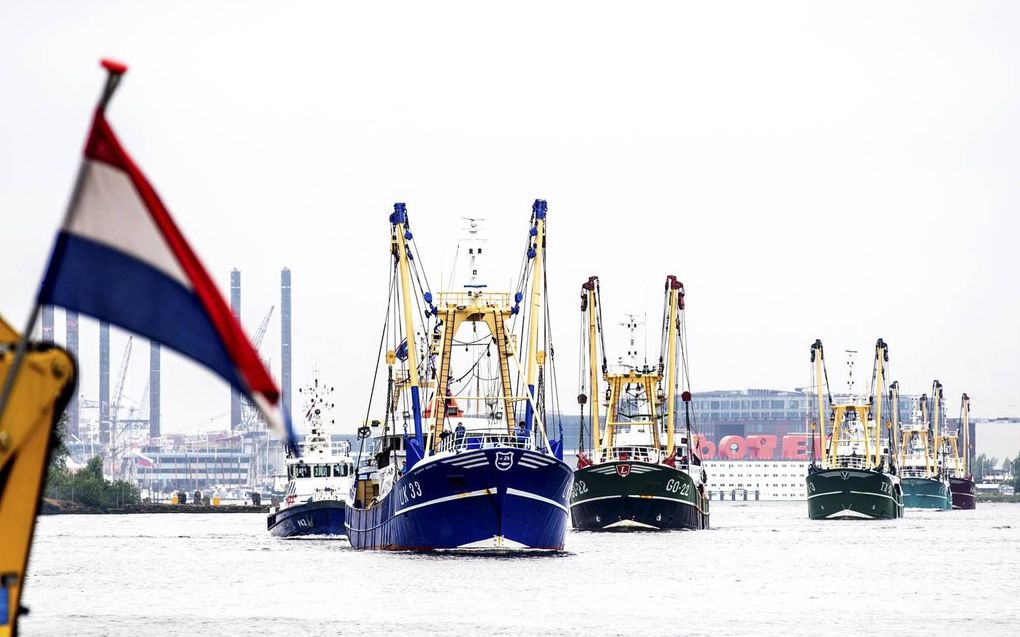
110 336 133 442
239 306 275 430
108 335 133 478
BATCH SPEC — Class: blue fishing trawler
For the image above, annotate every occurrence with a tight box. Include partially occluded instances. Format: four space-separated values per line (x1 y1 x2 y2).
345 202 572 551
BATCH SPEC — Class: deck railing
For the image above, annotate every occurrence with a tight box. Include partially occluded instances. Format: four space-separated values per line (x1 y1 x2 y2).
833 455 868 470
435 291 512 308
434 427 537 454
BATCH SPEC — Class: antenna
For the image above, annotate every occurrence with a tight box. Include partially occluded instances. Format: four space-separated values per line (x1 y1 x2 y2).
618 313 645 371
845 349 858 399
459 216 487 292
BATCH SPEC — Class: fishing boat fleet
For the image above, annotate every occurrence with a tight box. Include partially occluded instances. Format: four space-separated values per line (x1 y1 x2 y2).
0 63 991 636
805 338 975 520
267 199 977 545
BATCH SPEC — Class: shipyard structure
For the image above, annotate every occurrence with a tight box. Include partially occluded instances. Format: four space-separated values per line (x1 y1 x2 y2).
50 267 296 497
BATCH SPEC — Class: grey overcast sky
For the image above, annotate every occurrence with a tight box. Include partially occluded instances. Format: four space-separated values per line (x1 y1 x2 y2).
2 2 1018 444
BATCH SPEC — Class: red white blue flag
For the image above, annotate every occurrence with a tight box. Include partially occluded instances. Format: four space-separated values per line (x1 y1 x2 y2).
37 60 296 449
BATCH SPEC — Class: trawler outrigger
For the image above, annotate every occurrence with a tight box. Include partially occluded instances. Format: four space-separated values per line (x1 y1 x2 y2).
570 276 708 530
893 382 951 510
806 339 904 520
345 201 571 550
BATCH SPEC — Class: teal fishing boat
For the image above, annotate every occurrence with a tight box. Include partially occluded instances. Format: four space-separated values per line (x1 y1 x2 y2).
892 382 951 510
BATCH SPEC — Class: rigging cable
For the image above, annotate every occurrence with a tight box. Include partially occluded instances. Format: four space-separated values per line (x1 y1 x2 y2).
577 302 587 455
355 260 398 472
542 257 564 446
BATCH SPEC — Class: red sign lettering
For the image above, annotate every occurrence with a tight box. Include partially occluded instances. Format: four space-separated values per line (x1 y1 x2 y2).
718 435 747 460
697 439 717 459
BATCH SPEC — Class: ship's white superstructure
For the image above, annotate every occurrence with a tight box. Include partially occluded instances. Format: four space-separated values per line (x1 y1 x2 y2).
275 379 354 512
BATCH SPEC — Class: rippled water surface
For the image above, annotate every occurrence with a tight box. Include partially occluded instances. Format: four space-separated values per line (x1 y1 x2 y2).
20 502 1020 636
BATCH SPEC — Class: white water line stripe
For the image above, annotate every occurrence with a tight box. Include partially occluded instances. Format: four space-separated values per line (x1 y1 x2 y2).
569 494 625 507
849 490 900 503
807 491 844 500
506 488 569 514
569 494 706 516
393 488 496 517
626 494 706 515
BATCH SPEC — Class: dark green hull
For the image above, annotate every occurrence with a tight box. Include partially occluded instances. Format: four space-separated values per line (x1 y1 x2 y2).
806 468 904 520
571 461 709 530
901 476 952 510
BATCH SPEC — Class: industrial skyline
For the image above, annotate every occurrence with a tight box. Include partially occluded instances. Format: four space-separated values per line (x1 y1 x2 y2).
5 2 1018 454
38 266 294 445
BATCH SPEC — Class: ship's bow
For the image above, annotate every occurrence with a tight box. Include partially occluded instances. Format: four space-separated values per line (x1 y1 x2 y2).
950 477 977 510
806 468 903 520
901 477 952 510
571 461 708 531
349 447 571 550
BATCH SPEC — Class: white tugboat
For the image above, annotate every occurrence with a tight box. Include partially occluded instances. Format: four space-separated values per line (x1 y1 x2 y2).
267 379 354 537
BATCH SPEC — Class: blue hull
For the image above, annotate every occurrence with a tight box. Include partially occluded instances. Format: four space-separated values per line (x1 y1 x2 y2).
267 500 347 538
346 448 572 550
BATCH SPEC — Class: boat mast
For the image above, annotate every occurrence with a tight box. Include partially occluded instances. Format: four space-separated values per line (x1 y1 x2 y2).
582 277 602 461
932 379 943 475
524 200 546 437
390 203 423 448
871 339 887 469
926 393 934 476
460 217 486 416
664 276 681 457
889 380 900 465
961 393 971 477
810 340 827 467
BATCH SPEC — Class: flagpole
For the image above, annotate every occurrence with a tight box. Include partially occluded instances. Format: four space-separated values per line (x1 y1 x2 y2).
0 59 128 429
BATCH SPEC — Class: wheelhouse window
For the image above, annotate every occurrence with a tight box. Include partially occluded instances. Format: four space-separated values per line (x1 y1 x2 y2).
294 464 311 479
333 463 349 477
313 464 331 478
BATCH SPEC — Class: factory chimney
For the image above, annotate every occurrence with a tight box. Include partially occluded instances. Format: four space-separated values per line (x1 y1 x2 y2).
99 321 110 445
230 269 241 431
150 341 161 438
281 268 292 422
66 310 80 438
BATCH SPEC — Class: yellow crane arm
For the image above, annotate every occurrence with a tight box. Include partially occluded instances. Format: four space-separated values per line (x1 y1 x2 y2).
1 315 77 637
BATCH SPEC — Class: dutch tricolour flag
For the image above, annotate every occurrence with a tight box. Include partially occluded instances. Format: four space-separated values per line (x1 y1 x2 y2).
36 60 296 449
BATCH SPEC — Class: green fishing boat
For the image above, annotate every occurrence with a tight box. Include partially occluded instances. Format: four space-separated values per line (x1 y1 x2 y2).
805 339 904 520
